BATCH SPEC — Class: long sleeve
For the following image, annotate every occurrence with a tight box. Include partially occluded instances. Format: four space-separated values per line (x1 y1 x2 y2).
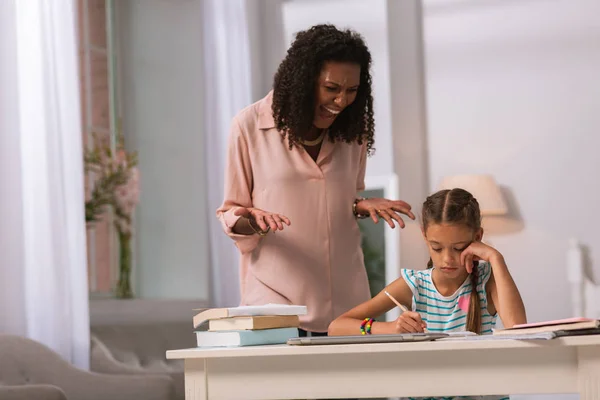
356 142 367 192
216 117 261 254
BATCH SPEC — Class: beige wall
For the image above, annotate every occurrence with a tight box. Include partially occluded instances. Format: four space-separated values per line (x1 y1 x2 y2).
78 0 113 293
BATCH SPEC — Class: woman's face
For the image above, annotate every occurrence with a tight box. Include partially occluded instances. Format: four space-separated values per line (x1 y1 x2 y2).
313 61 361 130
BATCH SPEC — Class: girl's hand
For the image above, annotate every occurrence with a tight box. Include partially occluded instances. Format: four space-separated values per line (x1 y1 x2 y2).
460 241 503 273
393 311 427 333
355 198 416 228
233 207 291 232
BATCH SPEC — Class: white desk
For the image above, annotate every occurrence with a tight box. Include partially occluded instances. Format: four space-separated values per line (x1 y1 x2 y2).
166 336 600 399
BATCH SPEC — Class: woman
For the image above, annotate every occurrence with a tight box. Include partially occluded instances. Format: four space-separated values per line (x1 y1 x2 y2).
217 24 415 335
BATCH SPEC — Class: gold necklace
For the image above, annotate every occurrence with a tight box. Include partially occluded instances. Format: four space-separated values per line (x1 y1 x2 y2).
298 129 327 146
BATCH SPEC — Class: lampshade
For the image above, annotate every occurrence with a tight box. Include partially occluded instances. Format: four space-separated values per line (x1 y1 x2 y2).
437 174 508 216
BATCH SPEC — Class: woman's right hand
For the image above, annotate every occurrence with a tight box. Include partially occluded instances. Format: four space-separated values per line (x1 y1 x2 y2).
392 311 427 333
233 207 291 232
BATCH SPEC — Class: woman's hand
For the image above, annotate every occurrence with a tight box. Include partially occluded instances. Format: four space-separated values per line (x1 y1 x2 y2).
355 198 415 228
460 241 503 273
233 207 291 232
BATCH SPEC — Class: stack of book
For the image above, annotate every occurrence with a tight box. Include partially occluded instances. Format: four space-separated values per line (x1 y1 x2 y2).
492 317 600 339
192 303 307 347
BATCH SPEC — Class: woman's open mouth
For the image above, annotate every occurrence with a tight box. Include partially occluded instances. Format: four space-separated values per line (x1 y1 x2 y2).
320 105 341 119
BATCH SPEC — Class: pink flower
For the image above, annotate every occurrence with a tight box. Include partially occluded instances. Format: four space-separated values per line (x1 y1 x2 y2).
116 149 127 168
84 132 140 228
114 167 140 234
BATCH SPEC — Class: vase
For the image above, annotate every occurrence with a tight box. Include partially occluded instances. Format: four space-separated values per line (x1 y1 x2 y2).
115 229 134 299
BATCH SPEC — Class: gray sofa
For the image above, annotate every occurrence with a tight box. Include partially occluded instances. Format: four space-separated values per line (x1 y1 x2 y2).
0 334 175 400
0 384 67 400
90 322 196 400
88 299 203 400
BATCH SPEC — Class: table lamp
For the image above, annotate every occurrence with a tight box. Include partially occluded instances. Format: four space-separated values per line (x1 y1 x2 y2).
437 174 508 217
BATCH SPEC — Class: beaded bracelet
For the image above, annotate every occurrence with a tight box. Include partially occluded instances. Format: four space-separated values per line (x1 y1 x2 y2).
248 217 270 236
360 318 374 335
353 197 369 219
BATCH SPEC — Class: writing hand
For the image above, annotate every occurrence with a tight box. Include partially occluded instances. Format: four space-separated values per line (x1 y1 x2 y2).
393 311 427 333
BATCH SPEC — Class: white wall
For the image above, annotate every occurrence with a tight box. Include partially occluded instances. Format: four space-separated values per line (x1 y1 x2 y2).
0 1 26 333
386 0 431 273
423 0 600 325
116 0 209 300
246 0 287 101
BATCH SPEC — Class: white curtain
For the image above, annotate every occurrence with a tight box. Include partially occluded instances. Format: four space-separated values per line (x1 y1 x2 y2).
0 0 90 369
202 0 253 308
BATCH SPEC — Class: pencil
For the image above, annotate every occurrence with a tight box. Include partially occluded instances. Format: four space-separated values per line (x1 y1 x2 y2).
384 290 408 312
384 290 429 333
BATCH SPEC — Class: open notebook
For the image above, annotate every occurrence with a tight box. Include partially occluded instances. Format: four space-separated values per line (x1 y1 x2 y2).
493 317 600 336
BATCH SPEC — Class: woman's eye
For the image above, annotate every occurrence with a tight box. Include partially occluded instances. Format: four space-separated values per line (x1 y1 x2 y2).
325 87 337 92
432 248 442 253
455 247 468 252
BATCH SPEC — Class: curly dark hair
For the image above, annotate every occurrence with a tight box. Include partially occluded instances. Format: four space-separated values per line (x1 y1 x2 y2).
272 24 375 155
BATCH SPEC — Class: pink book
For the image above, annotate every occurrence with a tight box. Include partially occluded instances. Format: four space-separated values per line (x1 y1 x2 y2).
511 317 596 329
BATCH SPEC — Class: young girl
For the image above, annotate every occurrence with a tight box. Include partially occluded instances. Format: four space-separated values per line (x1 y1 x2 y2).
328 188 527 400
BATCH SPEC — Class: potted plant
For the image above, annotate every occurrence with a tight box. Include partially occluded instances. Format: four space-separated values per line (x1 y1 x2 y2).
84 133 139 298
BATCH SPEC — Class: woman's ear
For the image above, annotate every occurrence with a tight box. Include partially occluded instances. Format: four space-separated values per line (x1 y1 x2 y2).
475 227 484 242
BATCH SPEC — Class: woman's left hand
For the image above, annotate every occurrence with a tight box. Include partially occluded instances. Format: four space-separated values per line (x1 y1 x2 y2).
355 198 415 228
460 241 503 273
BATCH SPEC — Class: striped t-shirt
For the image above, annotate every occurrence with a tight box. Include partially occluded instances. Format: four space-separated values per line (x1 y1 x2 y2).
400 261 509 400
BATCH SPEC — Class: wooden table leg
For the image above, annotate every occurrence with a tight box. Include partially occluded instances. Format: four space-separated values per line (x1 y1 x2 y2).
185 359 207 400
578 346 600 400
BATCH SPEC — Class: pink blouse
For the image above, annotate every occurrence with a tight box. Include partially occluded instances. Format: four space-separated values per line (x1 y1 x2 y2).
216 91 371 332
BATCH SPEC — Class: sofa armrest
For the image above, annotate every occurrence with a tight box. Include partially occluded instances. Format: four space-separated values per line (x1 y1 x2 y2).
0 335 175 400
0 384 67 400
90 334 184 400
91 334 183 375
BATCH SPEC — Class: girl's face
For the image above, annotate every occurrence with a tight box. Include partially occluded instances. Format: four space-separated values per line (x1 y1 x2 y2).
313 61 361 129
424 223 482 279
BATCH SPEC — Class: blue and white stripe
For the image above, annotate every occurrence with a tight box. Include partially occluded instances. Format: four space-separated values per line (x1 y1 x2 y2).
402 262 508 400
402 262 497 335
